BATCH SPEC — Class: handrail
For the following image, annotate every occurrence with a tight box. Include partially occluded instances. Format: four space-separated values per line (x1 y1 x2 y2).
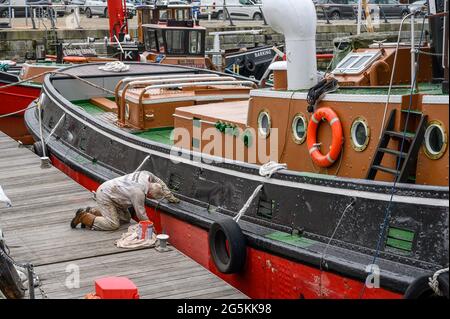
118 79 255 126
136 80 255 126
114 74 220 105
116 75 236 123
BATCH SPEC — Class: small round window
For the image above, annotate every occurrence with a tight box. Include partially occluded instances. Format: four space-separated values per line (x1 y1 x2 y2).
424 120 447 160
350 117 370 152
291 114 307 144
257 110 271 138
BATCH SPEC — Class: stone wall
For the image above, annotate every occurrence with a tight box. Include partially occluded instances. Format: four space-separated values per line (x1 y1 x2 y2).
0 21 428 61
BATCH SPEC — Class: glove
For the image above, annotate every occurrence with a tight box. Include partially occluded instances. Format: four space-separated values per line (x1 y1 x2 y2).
167 195 180 204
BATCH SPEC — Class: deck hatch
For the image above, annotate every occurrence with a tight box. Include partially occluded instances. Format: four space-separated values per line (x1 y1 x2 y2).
385 227 415 252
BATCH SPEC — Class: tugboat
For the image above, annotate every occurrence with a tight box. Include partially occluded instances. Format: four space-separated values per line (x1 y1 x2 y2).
24 0 448 299
136 3 280 79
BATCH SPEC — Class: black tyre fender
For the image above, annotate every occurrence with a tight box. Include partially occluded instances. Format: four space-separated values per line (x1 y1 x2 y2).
0 235 25 299
32 141 48 158
208 218 247 274
404 272 449 299
244 57 256 73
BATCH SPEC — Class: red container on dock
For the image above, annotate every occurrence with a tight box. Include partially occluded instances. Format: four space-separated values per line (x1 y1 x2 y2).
95 277 140 299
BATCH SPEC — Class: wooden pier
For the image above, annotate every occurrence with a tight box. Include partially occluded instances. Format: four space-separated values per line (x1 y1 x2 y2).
0 131 247 299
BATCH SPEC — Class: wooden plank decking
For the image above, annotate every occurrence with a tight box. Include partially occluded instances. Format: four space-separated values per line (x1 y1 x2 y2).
0 131 247 299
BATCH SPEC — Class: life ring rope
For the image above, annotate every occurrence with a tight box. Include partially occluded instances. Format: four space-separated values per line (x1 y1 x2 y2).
307 107 343 168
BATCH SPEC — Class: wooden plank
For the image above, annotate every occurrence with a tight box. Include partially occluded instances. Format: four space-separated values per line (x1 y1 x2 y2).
0 131 247 299
90 97 118 113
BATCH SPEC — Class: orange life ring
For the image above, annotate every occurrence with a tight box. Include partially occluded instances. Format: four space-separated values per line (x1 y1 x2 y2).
307 107 343 168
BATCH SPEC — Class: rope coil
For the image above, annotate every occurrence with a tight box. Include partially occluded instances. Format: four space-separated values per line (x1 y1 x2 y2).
429 267 449 296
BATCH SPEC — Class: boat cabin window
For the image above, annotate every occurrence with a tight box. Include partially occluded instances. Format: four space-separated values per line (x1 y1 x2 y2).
258 110 271 138
424 120 447 160
144 29 158 52
292 114 307 144
166 29 205 56
166 30 185 55
350 117 370 152
333 51 381 74
157 29 166 53
143 27 205 56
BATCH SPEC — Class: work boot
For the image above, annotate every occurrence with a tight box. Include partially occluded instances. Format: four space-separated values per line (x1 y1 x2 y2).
71 209 96 229
80 207 102 228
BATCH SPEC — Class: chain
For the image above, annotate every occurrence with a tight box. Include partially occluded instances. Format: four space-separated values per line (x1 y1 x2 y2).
1 243 48 298
37 283 48 299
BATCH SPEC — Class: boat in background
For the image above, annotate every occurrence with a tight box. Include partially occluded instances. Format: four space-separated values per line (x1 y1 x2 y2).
0 62 64 144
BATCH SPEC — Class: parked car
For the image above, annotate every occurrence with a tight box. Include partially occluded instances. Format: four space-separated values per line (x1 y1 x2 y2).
52 0 66 16
197 0 262 20
0 0 53 18
409 0 427 16
84 0 135 18
368 0 409 18
314 0 358 20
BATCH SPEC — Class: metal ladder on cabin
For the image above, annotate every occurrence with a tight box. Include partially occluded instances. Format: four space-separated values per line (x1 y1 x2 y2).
366 105 428 183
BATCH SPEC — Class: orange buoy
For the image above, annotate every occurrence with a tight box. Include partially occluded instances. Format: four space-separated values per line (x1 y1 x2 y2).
307 107 343 168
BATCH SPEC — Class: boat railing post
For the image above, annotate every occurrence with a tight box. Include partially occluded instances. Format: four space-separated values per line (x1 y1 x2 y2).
357 0 362 33
74 6 81 29
410 10 416 92
379 5 388 24
31 7 37 29
27 263 35 299
322 6 331 24
225 7 234 26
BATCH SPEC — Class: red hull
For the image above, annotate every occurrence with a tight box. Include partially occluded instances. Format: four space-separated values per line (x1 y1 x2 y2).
0 83 40 144
50 154 402 299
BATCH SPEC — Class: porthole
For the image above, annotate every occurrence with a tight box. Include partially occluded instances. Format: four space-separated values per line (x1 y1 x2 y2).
291 113 307 144
423 120 447 160
350 117 370 152
257 110 271 138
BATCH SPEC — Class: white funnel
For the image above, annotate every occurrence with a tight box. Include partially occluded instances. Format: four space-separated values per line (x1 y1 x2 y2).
263 0 318 90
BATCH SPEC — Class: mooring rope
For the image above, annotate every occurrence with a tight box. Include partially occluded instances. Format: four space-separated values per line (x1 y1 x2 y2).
0 70 115 95
233 162 287 223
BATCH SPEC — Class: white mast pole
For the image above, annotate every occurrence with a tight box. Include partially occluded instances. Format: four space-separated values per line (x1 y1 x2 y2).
357 0 363 35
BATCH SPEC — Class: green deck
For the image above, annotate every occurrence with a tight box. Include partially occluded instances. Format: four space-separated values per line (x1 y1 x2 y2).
72 100 174 145
288 82 445 96
133 127 174 145
335 82 444 96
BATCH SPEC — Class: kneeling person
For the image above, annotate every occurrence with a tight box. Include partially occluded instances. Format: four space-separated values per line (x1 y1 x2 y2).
71 171 179 231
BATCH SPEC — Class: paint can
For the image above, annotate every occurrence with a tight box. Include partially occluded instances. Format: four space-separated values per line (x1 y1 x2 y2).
138 221 153 240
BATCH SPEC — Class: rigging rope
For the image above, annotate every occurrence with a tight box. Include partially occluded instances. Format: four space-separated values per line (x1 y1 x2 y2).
378 12 413 139
359 13 428 299
233 161 287 223
0 70 115 95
